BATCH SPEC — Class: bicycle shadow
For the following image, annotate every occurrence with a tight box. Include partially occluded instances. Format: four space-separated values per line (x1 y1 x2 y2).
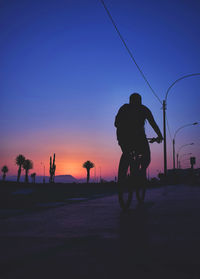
118 202 154 272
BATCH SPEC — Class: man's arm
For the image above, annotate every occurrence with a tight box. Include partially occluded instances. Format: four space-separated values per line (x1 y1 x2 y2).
146 108 163 142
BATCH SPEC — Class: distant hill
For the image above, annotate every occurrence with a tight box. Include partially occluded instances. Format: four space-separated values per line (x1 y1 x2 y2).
6 174 78 183
54 175 77 183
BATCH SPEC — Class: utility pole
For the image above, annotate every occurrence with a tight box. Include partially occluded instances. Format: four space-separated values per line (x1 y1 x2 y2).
163 100 167 176
173 139 175 170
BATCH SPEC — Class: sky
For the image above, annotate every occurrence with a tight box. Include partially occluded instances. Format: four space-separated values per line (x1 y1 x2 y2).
1 0 200 180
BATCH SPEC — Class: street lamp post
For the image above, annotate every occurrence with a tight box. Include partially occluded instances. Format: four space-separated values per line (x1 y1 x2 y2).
99 167 102 183
94 166 96 183
172 123 198 169
163 73 200 176
176 143 194 169
43 165 45 183
41 162 45 183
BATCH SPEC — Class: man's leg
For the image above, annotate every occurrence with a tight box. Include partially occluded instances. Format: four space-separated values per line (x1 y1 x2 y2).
140 140 151 180
118 146 131 183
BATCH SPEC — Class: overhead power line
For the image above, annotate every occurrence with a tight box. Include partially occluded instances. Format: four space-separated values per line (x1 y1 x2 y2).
100 0 162 104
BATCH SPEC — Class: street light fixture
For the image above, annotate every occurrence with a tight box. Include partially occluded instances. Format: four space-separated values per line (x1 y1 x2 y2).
162 73 200 176
177 143 194 169
172 122 198 169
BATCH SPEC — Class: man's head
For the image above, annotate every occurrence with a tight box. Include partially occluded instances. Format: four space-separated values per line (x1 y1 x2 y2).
129 93 142 105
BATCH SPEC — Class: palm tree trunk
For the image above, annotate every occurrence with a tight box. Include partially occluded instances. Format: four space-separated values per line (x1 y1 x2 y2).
25 170 29 183
87 169 90 183
2 174 6 181
17 166 21 182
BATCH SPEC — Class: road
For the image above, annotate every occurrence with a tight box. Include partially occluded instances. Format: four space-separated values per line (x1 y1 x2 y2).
1 185 200 279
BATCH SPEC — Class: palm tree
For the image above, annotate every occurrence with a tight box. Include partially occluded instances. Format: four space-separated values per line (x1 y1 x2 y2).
1 165 8 181
23 159 33 183
83 160 94 183
15 154 26 182
31 173 36 183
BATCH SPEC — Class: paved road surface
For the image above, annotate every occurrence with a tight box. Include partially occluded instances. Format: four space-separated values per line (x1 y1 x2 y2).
1 185 200 279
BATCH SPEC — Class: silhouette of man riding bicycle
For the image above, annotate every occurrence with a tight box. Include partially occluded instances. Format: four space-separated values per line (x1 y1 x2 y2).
115 93 163 208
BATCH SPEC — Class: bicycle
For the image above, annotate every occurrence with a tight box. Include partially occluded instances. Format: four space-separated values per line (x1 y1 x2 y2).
118 137 159 210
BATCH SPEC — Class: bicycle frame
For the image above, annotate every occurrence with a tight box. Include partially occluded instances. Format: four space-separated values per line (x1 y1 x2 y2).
118 137 158 209
129 152 143 178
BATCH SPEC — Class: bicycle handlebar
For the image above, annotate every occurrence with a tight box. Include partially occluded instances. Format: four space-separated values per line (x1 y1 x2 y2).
147 137 162 143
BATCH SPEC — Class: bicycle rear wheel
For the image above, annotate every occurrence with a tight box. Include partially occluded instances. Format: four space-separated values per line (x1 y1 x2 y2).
136 182 146 203
118 178 133 210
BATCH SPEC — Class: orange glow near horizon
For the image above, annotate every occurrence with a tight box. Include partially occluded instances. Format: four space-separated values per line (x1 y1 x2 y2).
3 154 119 180
2 125 197 180
1 130 121 180
2 136 164 180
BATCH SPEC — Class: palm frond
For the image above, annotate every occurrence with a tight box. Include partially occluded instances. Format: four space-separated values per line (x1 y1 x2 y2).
83 160 95 169
15 154 26 166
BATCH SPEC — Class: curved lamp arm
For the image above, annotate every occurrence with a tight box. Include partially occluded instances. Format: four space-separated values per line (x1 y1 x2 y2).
177 143 194 155
165 73 200 101
174 122 198 140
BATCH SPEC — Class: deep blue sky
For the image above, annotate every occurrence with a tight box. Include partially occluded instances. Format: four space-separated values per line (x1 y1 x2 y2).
1 0 200 177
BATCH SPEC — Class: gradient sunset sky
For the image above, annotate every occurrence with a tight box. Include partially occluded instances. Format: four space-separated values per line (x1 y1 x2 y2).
1 0 200 180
